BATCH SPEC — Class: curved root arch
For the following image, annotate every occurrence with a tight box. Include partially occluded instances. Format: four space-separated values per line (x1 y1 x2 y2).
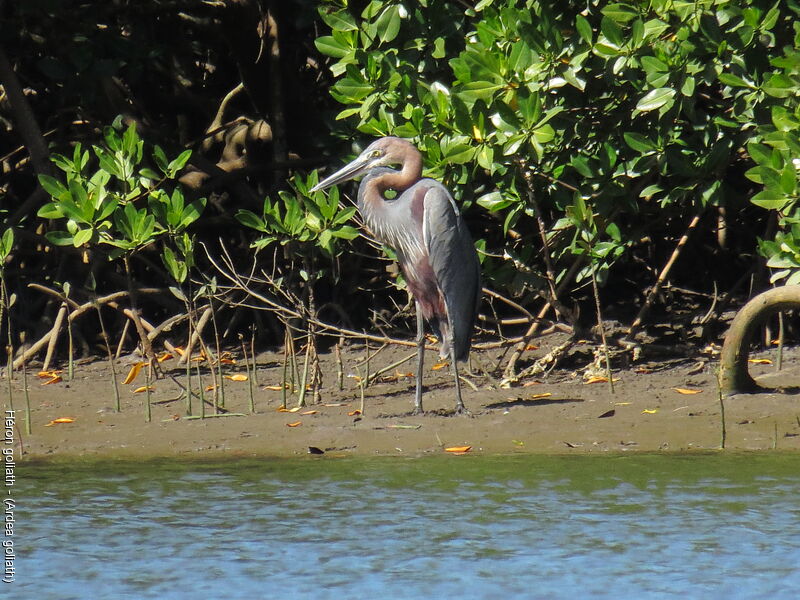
719 286 800 396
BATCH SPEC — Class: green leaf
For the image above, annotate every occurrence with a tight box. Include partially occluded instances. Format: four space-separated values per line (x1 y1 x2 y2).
315 35 349 58
167 149 192 175
601 3 639 23
635 87 675 112
72 227 94 247
717 72 752 88
623 132 657 153
376 5 402 44
37 202 64 219
0 229 13 259
38 174 69 201
600 16 624 47
575 14 593 44
235 209 267 232
45 231 75 246
750 189 790 210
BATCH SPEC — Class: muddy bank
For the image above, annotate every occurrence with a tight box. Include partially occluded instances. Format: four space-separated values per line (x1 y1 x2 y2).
8 339 800 460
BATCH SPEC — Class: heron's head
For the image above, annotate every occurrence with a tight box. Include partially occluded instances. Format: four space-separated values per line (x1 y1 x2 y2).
310 137 417 192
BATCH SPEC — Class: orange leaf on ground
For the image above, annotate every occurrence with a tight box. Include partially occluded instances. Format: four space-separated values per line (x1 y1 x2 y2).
45 417 75 426
584 375 619 384
156 352 173 362
37 370 62 379
224 374 248 382
286 421 302 427
529 392 552 400
122 362 146 385
348 409 362 416
672 387 702 395
205 384 216 392
173 346 186 356
445 446 472 453
522 380 543 387
263 384 285 391
431 361 449 371
220 358 237 365
748 358 772 365
524 344 539 351
642 409 659 414
41 375 62 385
324 402 348 407
133 386 154 393
301 410 318 415
277 407 290 412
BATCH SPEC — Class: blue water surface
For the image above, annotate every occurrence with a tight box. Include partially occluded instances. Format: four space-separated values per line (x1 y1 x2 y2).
10 453 800 599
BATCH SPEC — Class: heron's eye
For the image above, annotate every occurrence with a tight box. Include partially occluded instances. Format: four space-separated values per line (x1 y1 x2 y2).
370 150 382 158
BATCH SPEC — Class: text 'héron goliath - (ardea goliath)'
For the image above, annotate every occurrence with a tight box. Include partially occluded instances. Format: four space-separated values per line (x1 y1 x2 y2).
310 137 481 414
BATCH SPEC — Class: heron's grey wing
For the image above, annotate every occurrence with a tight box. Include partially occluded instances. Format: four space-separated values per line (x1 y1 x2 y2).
422 184 481 361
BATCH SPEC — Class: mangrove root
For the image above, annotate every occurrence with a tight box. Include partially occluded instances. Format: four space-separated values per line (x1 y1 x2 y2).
719 286 800 396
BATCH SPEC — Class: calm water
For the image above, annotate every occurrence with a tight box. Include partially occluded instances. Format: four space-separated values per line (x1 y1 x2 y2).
9 454 800 599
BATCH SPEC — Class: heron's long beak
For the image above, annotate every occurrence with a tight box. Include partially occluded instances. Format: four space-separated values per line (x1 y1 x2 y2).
310 152 376 192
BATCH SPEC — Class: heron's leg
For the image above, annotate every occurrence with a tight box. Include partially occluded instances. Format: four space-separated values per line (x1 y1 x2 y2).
413 302 425 414
447 315 467 415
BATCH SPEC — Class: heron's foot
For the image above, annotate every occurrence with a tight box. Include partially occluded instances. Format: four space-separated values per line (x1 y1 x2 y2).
454 404 472 417
411 405 424 416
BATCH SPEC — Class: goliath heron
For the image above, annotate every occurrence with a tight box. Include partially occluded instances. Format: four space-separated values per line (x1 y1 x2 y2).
310 137 481 414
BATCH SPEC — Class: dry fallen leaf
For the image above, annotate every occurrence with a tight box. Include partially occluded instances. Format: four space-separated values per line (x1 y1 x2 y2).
122 362 146 385
45 417 75 426
673 387 702 395
324 402 348 407
173 346 186 356
205 384 217 392
529 392 552 400
224 373 248 382
277 407 290 412
614 402 632 406
522 380 543 387
220 358 237 365
642 409 659 414
263 384 286 391
348 409 362 416
445 446 472 454
431 361 449 371
156 352 173 362
133 386 154 393
748 358 772 365
300 410 318 415
37 370 62 379
41 375 62 385
585 375 619 384
524 344 539 351
286 421 302 427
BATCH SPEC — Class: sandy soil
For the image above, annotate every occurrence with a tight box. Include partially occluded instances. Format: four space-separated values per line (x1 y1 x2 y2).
8 334 800 460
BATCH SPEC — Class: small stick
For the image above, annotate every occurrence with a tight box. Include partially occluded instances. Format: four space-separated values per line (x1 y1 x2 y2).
250 325 259 387
281 327 289 410
297 334 311 408
22 342 31 434
145 360 153 423
335 336 344 391
96 304 121 412
42 302 67 372
197 363 206 419
209 303 226 410
627 211 703 339
590 259 614 394
115 318 131 360
777 312 784 371
241 334 255 413
365 339 371 388
717 375 727 450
